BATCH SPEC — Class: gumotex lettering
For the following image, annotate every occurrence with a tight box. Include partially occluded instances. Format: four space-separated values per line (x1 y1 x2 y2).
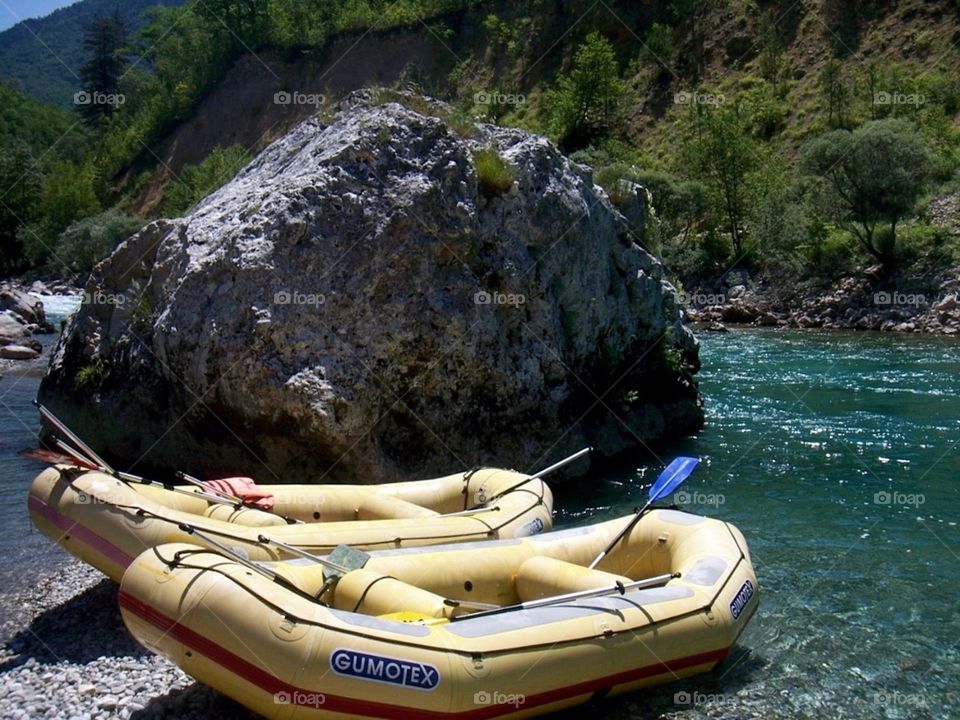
330 649 440 690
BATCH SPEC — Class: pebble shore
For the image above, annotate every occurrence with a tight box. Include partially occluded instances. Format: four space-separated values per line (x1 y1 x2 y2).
0 560 258 720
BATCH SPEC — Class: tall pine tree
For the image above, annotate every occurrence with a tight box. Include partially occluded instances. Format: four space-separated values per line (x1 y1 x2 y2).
78 11 127 126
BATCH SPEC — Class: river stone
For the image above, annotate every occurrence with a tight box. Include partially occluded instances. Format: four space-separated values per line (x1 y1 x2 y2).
39 93 703 482
0 309 29 339
0 344 41 360
0 287 53 332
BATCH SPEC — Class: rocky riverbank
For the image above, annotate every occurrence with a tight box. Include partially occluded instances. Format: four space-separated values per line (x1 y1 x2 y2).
0 560 256 720
0 281 80 372
683 268 960 334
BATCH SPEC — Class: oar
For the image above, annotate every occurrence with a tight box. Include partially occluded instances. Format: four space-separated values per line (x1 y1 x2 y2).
175 524 320 602
34 401 115 473
455 447 593 514
53 436 247 508
175 470 245 506
588 456 699 570
256 534 352 575
451 571 680 622
33 401 263 510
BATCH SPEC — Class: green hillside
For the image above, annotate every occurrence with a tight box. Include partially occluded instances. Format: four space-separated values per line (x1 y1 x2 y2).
0 0 185 106
1 0 959 300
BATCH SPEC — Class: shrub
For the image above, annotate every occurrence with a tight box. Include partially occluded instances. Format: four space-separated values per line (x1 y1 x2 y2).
474 148 514 199
51 209 143 276
162 145 251 216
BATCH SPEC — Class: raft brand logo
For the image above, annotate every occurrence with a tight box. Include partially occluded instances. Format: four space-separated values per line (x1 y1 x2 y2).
274 90 326 108
675 490 725 507
729 579 754 620
331 649 440 691
274 690 326 707
516 517 544 537
474 690 526 708
873 291 926 307
274 289 325 306
474 290 526 307
873 490 925 507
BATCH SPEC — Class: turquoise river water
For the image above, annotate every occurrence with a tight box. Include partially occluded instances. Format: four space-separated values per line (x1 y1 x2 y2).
1 327 958 718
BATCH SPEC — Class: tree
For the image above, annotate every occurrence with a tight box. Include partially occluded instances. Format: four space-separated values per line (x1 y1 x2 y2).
0 142 40 274
819 59 849 129
683 105 760 261
800 119 930 268
545 32 623 150
79 11 127 125
640 23 674 78
19 162 100 268
196 0 270 50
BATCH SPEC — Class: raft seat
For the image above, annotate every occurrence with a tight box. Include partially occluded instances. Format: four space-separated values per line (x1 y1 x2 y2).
515 556 633 602
331 568 454 620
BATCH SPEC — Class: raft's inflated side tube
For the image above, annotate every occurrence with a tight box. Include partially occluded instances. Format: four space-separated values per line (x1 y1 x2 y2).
28 465 553 582
119 509 759 720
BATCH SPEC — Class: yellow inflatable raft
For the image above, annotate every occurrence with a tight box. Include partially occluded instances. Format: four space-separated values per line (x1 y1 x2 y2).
28 464 554 583
119 508 758 719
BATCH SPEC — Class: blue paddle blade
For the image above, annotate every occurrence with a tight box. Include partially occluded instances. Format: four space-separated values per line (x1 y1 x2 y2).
647 456 699 504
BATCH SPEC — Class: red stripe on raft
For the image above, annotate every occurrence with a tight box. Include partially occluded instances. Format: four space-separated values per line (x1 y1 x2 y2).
28 494 135 569
119 590 730 719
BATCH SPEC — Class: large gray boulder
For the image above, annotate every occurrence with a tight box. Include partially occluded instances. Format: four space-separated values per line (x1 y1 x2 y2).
40 95 702 483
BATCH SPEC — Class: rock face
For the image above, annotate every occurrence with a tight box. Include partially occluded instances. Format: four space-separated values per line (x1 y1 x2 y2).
40 94 702 483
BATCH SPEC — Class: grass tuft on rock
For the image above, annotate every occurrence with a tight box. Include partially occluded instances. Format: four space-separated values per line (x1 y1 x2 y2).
475 148 514 199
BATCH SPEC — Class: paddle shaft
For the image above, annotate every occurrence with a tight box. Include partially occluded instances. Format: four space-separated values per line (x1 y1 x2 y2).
588 498 654 570
35 402 114 473
453 572 678 621
256 534 350 575
465 447 593 511
177 470 244 505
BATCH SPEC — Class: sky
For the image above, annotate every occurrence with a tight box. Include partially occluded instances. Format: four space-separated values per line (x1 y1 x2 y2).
0 1 79 32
